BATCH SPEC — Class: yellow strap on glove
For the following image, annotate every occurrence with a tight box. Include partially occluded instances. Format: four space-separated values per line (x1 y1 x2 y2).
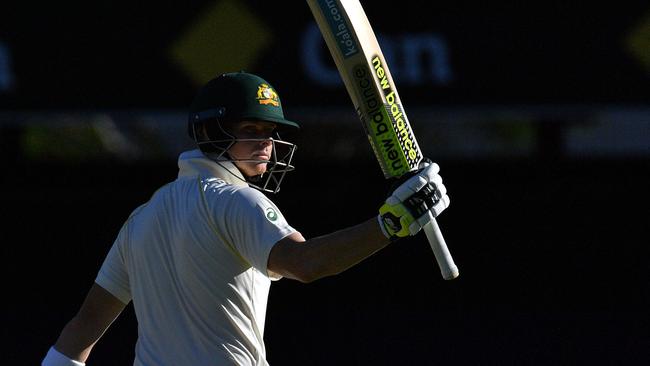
378 162 450 241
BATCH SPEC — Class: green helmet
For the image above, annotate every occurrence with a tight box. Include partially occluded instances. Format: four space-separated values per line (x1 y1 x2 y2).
188 72 300 135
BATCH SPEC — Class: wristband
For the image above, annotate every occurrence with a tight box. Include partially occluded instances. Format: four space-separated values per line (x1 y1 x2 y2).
42 346 85 366
377 214 391 239
377 214 402 242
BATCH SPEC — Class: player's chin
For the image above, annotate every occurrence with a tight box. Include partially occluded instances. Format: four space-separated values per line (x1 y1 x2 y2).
248 162 268 176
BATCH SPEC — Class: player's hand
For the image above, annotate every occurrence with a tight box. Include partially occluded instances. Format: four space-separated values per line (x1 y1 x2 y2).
378 161 450 240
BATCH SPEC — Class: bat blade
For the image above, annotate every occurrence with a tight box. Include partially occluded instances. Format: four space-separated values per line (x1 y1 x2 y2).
306 0 459 279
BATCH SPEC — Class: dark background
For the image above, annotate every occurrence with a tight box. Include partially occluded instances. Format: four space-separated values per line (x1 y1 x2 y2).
1 0 648 108
1 0 649 364
4 158 649 365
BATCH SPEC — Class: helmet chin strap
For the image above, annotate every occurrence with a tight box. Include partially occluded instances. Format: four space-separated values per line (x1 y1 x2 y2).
202 138 296 194
223 152 267 186
225 152 262 180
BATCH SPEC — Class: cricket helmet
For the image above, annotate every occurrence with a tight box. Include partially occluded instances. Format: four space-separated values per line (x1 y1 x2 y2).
187 72 299 193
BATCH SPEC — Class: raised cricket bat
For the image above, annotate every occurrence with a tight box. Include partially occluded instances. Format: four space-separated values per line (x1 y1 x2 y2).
306 0 459 279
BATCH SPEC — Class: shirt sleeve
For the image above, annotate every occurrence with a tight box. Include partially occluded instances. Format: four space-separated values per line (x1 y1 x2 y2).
95 222 132 304
217 187 296 278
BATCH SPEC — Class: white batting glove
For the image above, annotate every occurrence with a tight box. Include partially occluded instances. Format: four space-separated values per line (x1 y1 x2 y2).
378 161 450 240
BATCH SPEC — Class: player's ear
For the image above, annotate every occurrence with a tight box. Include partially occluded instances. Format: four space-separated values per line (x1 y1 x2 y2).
195 122 208 140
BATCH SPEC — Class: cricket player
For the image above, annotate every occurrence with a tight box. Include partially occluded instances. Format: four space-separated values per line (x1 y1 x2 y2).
42 72 450 366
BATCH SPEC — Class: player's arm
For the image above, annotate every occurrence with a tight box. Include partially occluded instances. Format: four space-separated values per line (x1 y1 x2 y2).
43 283 127 365
268 217 389 283
268 163 449 283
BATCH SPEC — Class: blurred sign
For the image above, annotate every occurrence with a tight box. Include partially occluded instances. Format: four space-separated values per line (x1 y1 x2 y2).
169 0 272 86
0 41 14 93
0 0 648 109
300 23 453 87
626 10 650 73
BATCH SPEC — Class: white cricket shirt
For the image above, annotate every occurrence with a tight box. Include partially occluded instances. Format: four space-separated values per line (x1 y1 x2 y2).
95 149 296 366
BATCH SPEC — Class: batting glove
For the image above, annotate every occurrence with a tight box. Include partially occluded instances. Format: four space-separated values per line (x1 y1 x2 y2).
378 161 450 240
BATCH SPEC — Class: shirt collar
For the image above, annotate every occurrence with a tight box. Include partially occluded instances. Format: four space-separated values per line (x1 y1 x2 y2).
177 149 248 187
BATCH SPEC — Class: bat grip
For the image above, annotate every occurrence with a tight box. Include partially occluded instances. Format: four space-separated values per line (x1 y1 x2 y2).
423 214 459 280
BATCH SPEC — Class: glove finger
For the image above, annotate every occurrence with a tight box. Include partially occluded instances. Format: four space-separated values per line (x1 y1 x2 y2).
418 157 433 168
429 172 443 188
385 195 401 205
422 163 440 181
415 210 434 227
431 195 450 217
405 164 440 194
425 162 440 174
408 220 424 236
441 194 450 208
391 163 443 202
435 182 447 197
393 174 428 201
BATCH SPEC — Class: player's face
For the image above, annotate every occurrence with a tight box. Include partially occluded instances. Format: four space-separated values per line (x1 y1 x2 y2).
227 120 276 177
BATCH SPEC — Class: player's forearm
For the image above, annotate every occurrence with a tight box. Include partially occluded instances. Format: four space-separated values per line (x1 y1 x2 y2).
306 217 390 279
52 316 99 362
270 218 390 282
48 283 127 363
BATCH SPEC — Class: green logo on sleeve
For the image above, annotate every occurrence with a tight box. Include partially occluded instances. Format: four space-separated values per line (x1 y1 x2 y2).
265 207 278 222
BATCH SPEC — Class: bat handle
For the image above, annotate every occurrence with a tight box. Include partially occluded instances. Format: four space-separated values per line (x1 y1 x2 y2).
423 214 459 280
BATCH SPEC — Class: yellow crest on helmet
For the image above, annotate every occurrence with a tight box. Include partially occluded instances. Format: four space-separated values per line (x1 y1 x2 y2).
256 83 280 106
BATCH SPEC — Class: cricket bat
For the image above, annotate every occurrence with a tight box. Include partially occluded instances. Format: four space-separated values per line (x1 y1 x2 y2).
306 0 459 279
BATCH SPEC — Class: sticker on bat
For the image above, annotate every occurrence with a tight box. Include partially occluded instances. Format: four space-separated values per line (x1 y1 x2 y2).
372 56 421 170
352 62 412 177
317 0 359 58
